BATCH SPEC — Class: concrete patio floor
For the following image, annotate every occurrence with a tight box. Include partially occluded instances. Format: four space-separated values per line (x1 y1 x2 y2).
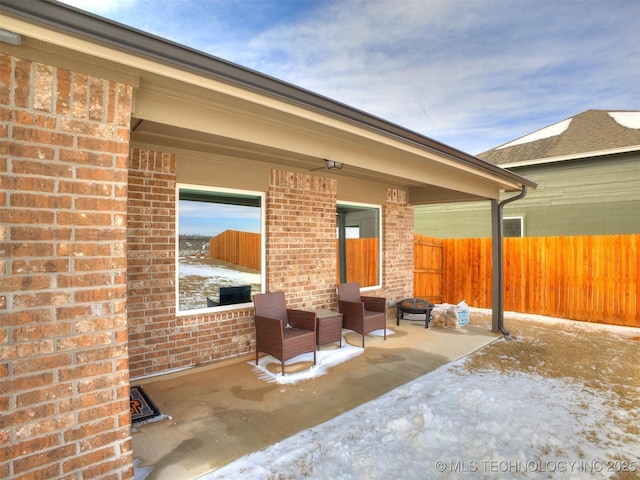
131 317 500 480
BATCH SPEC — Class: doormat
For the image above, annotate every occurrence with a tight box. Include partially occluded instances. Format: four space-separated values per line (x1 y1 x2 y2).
130 385 162 425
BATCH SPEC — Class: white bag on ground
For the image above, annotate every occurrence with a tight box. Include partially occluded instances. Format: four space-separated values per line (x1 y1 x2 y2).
454 300 470 327
430 304 449 327
432 302 470 328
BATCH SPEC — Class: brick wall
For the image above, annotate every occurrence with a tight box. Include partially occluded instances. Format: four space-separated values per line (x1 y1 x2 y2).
126 160 342 379
127 166 413 379
267 173 414 312
127 148 177 378
126 149 255 379
267 169 339 308
0 55 134 479
382 188 415 302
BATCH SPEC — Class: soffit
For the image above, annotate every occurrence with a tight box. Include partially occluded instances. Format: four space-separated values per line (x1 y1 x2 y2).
131 118 504 202
144 83 527 196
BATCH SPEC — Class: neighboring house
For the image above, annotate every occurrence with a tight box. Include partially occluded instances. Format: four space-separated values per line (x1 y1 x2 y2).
415 110 640 238
0 1 533 478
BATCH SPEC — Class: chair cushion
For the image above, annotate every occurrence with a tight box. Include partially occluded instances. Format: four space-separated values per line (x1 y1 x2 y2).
364 310 384 320
283 327 315 340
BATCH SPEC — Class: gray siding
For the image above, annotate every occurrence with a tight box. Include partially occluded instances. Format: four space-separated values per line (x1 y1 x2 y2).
415 152 639 238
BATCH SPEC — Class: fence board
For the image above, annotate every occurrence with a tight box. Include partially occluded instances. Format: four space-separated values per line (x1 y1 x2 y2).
347 238 378 286
414 234 639 328
213 231 639 326
414 235 443 304
335 238 379 287
210 230 261 271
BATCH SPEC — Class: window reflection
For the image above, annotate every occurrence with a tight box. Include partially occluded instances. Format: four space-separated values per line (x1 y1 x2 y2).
337 203 381 287
177 186 263 312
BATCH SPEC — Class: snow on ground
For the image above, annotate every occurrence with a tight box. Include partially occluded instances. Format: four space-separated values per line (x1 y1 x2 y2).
177 256 260 311
178 262 261 284
199 315 639 480
473 307 640 339
251 329 391 385
200 364 636 480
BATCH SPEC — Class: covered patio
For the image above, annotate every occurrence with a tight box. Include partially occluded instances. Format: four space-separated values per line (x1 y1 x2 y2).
132 316 498 479
2 2 536 479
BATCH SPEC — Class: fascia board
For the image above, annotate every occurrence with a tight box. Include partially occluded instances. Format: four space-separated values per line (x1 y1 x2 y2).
501 145 640 169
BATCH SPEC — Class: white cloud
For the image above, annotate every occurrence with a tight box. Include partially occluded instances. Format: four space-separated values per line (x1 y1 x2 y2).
224 0 639 153
57 0 640 155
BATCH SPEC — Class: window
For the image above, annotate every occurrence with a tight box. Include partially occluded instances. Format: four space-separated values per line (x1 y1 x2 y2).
177 185 264 313
337 202 381 288
504 216 524 237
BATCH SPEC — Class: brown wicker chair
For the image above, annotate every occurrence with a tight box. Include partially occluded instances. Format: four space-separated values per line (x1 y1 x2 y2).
338 282 387 348
253 292 317 376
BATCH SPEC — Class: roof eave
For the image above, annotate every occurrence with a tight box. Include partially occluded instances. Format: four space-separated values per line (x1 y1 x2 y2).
500 145 640 169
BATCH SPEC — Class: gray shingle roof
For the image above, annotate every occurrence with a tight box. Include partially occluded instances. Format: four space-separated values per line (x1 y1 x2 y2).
478 110 640 166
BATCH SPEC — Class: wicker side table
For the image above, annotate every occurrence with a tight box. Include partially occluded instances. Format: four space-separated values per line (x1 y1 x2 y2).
314 309 343 348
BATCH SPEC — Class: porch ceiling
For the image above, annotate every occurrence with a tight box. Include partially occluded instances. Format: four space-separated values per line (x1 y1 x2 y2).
129 75 516 203
131 118 497 204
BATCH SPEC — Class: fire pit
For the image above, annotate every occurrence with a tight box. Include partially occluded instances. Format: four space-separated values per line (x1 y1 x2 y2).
395 298 434 329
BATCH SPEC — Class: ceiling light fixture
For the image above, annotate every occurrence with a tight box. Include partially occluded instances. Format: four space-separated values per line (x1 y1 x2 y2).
0 29 21 46
324 159 343 170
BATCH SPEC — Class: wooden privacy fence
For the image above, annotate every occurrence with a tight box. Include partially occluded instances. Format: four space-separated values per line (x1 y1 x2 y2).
337 238 379 287
209 231 380 285
414 234 639 328
210 230 261 271
414 235 444 304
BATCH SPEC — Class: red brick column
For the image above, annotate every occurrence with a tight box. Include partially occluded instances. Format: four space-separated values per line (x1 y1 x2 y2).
267 169 338 308
0 54 134 479
126 149 255 379
126 149 178 378
383 188 414 302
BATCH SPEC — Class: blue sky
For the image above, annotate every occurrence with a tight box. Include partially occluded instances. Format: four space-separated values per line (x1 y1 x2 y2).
179 201 260 237
60 0 639 155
